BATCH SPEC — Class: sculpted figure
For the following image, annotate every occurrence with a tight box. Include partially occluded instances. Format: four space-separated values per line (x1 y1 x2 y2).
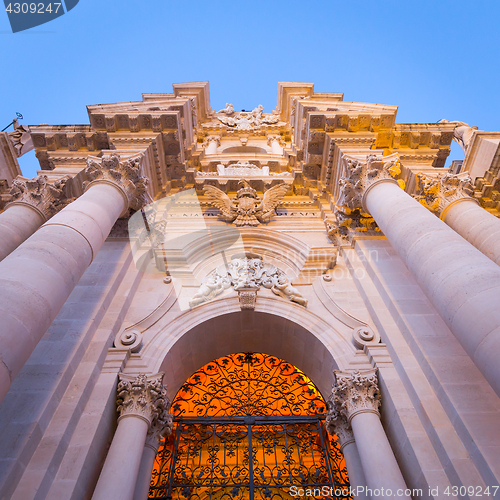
438 119 478 153
218 103 235 115
271 275 308 306
189 276 227 307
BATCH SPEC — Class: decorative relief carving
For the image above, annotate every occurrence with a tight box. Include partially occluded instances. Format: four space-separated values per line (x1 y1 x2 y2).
84 154 148 212
197 161 292 178
204 179 288 226
352 325 380 350
325 407 355 450
414 171 475 217
267 135 285 147
8 174 70 220
114 328 142 352
328 369 381 423
206 104 283 131
116 373 171 429
189 253 307 308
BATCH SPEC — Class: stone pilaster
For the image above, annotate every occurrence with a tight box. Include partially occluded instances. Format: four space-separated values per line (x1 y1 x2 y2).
84 154 149 214
414 171 477 219
8 174 70 222
330 369 381 422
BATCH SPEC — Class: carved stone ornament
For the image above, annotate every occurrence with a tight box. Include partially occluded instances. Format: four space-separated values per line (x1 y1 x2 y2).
211 104 281 131
84 154 148 212
352 325 380 350
145 412 174 452
414 171 475 217
325 208 381 244
189 253 307 309
8 174 70 221
114 328 142 352
337 153 404 214
267 135 285 147
197 161 291 178
116 373 171 429
438 119 478 153
328 369 381 423
204 179 288 226
7 118 34 157
325 404 355 451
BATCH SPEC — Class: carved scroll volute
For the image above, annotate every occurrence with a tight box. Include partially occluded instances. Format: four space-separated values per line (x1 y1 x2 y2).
114 328 142 352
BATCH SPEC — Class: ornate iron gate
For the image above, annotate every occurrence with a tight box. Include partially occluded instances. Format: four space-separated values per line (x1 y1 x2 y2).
149 353 351 499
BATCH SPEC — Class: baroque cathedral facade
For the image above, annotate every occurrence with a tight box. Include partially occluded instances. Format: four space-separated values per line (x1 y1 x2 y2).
0 82 499 499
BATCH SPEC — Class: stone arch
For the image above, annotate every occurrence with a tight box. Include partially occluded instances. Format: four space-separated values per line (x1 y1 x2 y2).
139 295 356 400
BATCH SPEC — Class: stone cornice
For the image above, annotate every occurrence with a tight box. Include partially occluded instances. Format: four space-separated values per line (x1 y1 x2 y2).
7 174 70 221
116 373 171 428
329 369 381 423
414 172 477 218
83 154 149 213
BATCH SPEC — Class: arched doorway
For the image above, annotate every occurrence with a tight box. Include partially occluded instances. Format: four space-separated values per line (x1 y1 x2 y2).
148 352 351 499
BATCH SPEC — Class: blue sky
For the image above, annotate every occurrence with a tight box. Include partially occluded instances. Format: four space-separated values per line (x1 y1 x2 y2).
1 0 499 178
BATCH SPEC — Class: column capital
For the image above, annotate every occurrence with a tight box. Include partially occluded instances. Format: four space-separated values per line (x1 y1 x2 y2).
84 154 148 214
325 406 355 451
116 373 171 428
414 171 478 219
145 413 174 453
7 174 70 221
267 134 284 147
329 369 381 423
337 153 404 216
203 135 221 147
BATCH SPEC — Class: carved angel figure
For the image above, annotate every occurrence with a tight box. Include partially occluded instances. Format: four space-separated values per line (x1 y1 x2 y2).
271 275 308 306
189 276 228 307
204 180 288 226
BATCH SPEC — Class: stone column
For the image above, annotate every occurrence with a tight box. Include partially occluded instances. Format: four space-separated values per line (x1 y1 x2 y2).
92 373 172 500
329 369 407 499
337 153 500 397
326 411 368 500
0 154 148 403
267 135 284 155
133 415 174 500
0 175 70 261
204 136 220 155
414 172 500 266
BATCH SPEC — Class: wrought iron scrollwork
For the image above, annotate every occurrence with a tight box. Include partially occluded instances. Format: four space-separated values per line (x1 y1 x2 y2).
149 353 351 499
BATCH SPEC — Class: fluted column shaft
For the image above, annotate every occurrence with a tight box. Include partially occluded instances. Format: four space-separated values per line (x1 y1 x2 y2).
442 198 500 266
364 179 500 396
0 182 126 401
92 374 171 500
0 203 45 261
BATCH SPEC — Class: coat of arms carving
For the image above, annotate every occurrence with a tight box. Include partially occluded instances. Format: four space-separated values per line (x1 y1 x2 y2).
204 180 288 226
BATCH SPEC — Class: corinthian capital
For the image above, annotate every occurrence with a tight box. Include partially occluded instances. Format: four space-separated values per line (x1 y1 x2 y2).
325 405 355 450
330 369 381 422
8 174 70 221
84 154 148 212
337 153 404 213
414 172 476 218
116 373 171 428
203 135 221 147
267 134 284 147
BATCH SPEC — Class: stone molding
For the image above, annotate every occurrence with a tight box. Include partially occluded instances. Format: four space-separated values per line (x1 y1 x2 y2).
328 369 381 423
116 373 171 429
325 408 355 451
414 171 477 218
84 154 148 213
7 174 70 221
337 153 403 214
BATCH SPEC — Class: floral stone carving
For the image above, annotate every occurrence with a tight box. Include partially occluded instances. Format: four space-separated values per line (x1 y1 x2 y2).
84 154 148 212
328 369 381 422
8 174 70 221
116 373 172 429
189 253 307 309
204 179 288 226
214 104 280 131
325 405 355 450
414 171 475 217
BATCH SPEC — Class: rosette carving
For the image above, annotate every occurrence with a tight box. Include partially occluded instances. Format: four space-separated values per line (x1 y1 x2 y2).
116 373 171 428
84 154 148 212
8 174 70 221
414 171 476 218
329 369 381 422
